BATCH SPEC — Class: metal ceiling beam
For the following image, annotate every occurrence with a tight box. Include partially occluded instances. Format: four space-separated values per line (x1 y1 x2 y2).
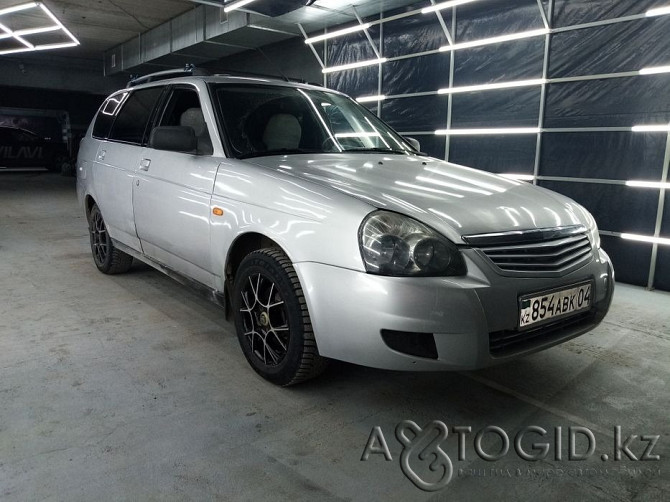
188 0 225 7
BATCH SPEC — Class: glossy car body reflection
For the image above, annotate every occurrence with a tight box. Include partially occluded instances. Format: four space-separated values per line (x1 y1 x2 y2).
77 75 614 378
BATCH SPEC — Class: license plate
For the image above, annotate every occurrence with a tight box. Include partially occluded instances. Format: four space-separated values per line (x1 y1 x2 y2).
519 281 592 329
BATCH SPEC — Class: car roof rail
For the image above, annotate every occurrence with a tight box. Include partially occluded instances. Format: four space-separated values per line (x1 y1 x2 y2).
126 64 211 87
212 69 323 87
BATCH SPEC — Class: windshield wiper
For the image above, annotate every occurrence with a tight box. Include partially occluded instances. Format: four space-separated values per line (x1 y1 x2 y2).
342 147 409 155
239 148 322 159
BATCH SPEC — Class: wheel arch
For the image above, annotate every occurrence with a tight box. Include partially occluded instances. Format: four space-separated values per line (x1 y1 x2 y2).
84 194 97 221
223 232 290 318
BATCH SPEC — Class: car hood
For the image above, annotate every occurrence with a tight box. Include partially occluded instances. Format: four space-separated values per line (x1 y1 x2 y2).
245 154 590 243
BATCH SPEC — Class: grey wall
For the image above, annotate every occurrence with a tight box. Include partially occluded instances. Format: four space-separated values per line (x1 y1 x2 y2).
0 55 126 95
204 37 322 84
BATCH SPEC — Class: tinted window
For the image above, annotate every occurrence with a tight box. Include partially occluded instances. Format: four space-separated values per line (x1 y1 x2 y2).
93 92 128 139
108 87 163 144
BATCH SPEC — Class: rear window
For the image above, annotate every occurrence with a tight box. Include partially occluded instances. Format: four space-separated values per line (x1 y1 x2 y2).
108 87 163 144
92 92 128 139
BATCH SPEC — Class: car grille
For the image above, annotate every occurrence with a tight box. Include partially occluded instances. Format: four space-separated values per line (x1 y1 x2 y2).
489 310 596 357
463 226 593 276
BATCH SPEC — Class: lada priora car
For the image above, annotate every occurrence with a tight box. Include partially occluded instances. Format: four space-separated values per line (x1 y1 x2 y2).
77 70 614 385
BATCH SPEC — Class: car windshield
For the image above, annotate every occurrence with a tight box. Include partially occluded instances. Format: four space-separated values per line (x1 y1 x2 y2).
211 83 416 159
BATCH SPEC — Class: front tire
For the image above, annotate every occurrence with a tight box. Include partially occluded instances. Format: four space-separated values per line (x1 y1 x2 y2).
233 248 328 386
88 204 133 274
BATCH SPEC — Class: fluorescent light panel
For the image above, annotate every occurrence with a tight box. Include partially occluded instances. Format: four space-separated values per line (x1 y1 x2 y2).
0 2 79 54
646 5 670 17
0 2 37 16
639 65 670 75
439 28 549 52
356 95 386 103
631 124 670 132
35 41 78 50
39 3 78 43
625 180 670 189
305 23 371 44
224 0 257 13
438 78 545 94
435 128 540 135
621 233 670 246
322 57 387 74
14 25 60 36
422 0 481 14
0 21 32 48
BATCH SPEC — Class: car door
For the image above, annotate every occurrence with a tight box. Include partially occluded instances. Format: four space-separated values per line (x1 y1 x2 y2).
132 84 219 288
92 87 164 250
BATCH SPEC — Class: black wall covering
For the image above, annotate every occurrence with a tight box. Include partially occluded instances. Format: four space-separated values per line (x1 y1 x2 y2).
449 135 537 174
540 132 667 180
658 194 670 290
307 0 670 291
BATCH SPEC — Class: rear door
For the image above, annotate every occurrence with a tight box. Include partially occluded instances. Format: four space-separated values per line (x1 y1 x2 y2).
132 84 219 287
92 87 164 250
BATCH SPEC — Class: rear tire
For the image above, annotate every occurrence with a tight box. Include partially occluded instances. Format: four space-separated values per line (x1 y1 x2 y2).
233 248 328 386
88 204 133 274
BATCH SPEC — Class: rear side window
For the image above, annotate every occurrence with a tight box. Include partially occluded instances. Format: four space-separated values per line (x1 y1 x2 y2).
93 92 128 139
108 87 163 144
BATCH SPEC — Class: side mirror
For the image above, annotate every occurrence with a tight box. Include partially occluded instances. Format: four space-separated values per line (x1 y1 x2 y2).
404 136 421 152
149 126 197 153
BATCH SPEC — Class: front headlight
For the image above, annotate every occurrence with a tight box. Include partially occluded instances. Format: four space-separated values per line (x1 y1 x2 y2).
358 210 467 277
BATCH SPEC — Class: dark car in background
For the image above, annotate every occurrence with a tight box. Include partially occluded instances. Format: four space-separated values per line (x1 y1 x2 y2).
0 125 68 172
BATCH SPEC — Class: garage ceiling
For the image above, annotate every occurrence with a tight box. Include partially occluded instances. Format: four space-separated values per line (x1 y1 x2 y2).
2 0 197 60
1 0 421 66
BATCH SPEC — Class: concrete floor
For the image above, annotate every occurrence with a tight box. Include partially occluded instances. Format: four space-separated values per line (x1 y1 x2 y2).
0 172 668 501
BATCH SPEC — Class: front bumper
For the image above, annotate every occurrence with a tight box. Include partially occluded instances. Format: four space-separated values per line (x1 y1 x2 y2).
294 248 614 371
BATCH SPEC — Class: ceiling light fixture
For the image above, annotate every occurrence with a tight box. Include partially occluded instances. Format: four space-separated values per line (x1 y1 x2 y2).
322 57 387 74
621 233 670 245
435 128 540 135
356 95 386 103
0 2 38 16
438 78 545 94
224 0 258 13
631 124 670 132
421 0 481 14
0 2 79 55
639 65 670 75
14 25 60 36
439 28 549 52
38 3 78 44
625 180 670 189
305 23 371 44
645 5 670 17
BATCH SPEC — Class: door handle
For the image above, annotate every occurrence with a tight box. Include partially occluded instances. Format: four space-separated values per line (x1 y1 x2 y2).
97 149 106 161
139 158 151 171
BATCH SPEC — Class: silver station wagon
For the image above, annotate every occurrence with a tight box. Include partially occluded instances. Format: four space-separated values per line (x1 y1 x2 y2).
77 68 614 385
